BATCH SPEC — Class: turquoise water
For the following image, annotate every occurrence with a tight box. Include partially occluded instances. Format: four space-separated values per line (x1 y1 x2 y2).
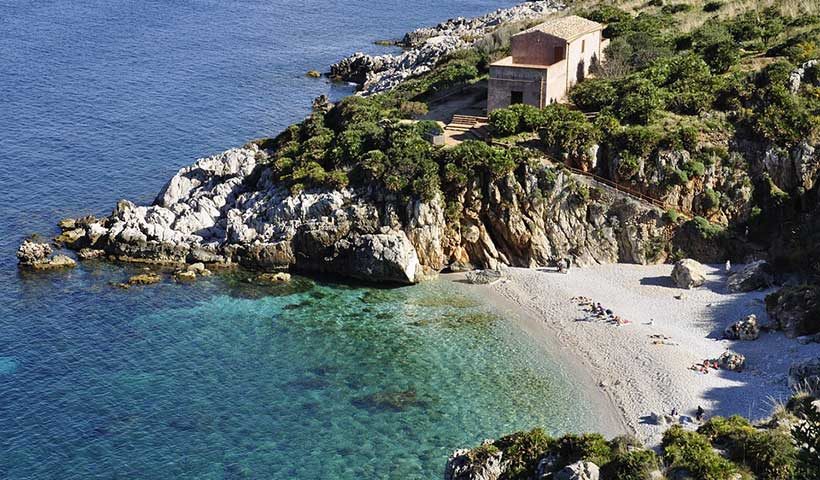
3 266 597 478
0 0 602 478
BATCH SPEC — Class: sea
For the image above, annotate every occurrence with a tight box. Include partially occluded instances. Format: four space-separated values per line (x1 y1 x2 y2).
0 1 600 478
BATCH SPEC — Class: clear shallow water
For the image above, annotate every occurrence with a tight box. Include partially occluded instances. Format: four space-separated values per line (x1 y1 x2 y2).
0 0 601 478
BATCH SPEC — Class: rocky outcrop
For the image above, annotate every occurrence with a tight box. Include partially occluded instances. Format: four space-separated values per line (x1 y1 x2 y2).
554 461 599 480
330 1 564 94
727 260 773 293
788 357 820 395
38 144 673 285
444 446 503 480
723 314 760 341
16 239 76 270
766 285 820 338
671 259 706 289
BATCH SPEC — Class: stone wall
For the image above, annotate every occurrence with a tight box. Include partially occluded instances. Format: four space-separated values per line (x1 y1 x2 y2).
487 65 547 112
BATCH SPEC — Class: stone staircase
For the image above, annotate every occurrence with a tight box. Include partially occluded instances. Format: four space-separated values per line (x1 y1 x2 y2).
444 115 489 143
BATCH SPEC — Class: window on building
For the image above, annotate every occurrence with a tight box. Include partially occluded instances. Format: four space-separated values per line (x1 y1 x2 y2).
581 40 585 53
510 91 524 105
553 46 565 61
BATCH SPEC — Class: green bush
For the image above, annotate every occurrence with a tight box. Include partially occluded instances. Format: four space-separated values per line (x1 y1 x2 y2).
616 75 666 124
690 216 726 240
703 1 723 12
661 3 692 14
492 428 554 480
668 168 689 186
662 425 740 480
570 79 618 111
509 103 545 131
602 449 661 480
698 416 797 480
398 101 428 118
489 107 521 137
702 188 721 210
691 23 740 73
683 160 706 178
792 401 820 479
554 433 613 467
537 105 599 161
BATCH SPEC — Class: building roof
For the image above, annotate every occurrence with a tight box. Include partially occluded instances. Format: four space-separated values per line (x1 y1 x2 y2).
515 15 603 42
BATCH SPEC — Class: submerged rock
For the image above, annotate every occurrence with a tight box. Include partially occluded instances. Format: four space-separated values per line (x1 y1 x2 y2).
671 259 706 289
128 272 161 285
723 314 760 341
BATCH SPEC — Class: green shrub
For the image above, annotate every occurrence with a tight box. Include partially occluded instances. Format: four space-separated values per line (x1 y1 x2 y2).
616 75 666 124
537 104 599 161
698 416 797 480
691 23 741 73
492 428 554 480
661 3 692 14
602 449 661 480
702 187 721 210
570 79 618 111
617 153 641 179
690 216 725 240
683 160 706 178
399 101 428 118
554 433 613 467
509 103 545 131
489 107 521 137
664 209 681 223
792 400 820 479
703 1 723 12
668 168 689 186
662 425 740 480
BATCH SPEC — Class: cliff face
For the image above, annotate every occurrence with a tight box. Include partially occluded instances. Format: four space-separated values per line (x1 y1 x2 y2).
53 145 673 284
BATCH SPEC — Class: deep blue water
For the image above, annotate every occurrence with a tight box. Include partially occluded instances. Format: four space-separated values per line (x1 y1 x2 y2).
0 1 602 478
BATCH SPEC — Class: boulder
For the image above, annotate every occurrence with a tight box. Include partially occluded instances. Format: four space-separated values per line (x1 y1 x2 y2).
718 351 745 372
554 461 600 480
536 453 560 479
54 228 85 247
465 269 503 285
723 314 760 341
77 248 106 260
727 260 773 293
17 239 53 265
444 446 503 480
765 285 820 338
671 259 706 289
16 240 77 270
174 270 197 283
256 272 291 284
789 357 820 395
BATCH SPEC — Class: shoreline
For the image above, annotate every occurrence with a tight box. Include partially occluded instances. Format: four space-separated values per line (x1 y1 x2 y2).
449 273 630 439
456 264 820 445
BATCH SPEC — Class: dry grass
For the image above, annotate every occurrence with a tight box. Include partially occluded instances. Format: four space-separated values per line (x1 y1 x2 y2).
567 0 820 32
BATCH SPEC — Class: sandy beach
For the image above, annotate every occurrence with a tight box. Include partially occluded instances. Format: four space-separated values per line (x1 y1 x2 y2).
467 263 820 445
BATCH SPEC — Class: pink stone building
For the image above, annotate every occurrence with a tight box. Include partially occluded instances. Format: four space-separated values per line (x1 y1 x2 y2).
487 16 608 112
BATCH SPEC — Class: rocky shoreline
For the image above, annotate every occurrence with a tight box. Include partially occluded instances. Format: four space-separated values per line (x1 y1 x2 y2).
19 141 677 284
329 0 565 94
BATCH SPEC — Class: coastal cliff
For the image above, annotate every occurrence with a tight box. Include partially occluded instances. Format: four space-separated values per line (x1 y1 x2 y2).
44 141 672 284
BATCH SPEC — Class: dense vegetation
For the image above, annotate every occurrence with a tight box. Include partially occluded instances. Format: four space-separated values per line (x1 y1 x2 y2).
456 395 820 480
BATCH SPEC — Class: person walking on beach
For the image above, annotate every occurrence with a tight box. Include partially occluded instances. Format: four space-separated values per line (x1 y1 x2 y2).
696 405 705 422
